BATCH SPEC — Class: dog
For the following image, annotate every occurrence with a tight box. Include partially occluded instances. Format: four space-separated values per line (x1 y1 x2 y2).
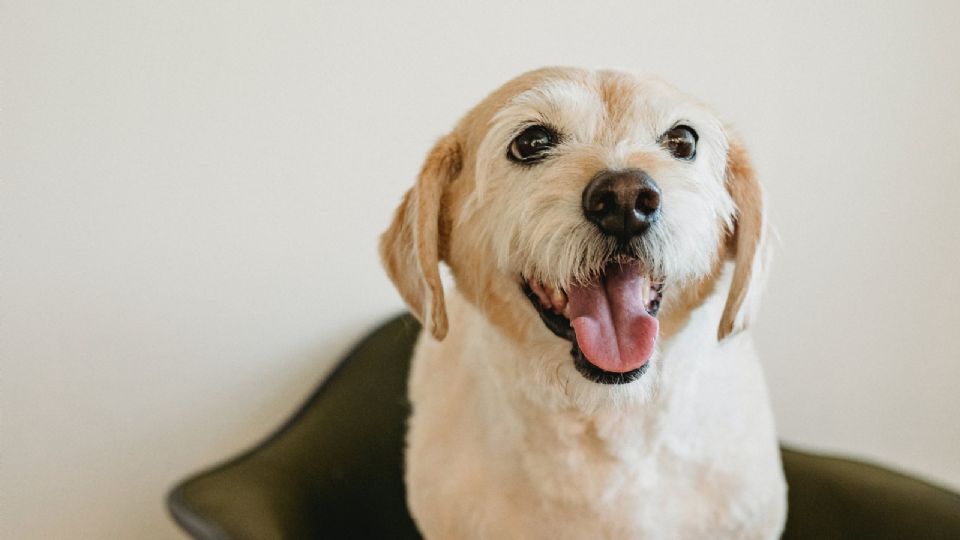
380 67 786 539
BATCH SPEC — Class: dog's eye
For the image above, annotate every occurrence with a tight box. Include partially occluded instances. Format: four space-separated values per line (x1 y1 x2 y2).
508 125 556 164
661 125 698 160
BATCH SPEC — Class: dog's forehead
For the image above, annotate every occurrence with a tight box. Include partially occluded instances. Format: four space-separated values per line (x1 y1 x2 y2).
488 70 713 142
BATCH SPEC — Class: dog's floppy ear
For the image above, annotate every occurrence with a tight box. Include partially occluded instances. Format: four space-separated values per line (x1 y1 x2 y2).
379 134 462 341
718 136 767 341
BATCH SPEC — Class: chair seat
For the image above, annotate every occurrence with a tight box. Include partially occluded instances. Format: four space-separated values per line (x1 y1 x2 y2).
168 314 960 539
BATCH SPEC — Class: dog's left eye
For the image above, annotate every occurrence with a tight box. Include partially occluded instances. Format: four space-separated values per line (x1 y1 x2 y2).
508 125 556 164
661 125 698 160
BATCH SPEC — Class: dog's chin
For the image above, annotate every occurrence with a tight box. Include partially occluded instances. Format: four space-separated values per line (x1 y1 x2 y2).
521 258 663 386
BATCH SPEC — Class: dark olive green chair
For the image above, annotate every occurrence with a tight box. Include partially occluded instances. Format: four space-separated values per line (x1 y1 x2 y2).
167 314 960 539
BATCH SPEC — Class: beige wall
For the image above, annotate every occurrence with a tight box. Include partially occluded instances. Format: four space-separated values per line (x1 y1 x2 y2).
3 1 958 538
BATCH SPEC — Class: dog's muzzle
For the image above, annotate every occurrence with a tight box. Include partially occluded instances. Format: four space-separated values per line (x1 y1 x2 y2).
522 169 664 385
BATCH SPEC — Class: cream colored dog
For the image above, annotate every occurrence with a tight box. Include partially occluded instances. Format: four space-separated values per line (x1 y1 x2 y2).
380 67 786 539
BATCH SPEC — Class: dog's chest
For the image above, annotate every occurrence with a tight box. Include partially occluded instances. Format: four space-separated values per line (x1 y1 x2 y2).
408 403 760 539
490 417 742 538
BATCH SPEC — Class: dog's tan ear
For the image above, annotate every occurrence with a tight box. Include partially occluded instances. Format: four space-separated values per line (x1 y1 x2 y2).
379 134 462 341
718 136 767 341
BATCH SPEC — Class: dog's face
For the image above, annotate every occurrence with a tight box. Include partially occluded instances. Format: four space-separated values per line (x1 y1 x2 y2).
382 67 764 408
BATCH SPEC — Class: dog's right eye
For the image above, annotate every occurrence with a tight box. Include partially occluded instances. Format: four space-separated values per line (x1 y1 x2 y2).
661 125 698 160
508 125 556 164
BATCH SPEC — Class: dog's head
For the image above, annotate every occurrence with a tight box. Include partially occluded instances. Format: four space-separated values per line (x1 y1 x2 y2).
381 67 765 405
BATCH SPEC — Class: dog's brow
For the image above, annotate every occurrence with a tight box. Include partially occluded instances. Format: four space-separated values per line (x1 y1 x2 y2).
511 80 596 107
502 80 604 132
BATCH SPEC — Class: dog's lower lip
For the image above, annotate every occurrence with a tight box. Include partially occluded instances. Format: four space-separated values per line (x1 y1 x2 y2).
571 342 648 384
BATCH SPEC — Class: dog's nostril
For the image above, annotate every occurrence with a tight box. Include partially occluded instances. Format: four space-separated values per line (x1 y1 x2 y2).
592 191 618 214
636 189 660 216
586 194 607 213
582 169 661 240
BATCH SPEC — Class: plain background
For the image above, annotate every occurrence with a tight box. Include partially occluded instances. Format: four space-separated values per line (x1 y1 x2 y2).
3 1 959 538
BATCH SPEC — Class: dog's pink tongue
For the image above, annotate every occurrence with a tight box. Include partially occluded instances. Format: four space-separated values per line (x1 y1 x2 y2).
567 262 658 373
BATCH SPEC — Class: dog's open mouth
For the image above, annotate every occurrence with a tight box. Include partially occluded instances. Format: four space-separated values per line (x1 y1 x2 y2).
522 259 662 385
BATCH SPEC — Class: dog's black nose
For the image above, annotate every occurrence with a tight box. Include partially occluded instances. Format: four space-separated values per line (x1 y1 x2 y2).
582 169 661 241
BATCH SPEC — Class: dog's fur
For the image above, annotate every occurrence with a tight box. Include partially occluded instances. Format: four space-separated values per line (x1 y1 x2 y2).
380 67 786 539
